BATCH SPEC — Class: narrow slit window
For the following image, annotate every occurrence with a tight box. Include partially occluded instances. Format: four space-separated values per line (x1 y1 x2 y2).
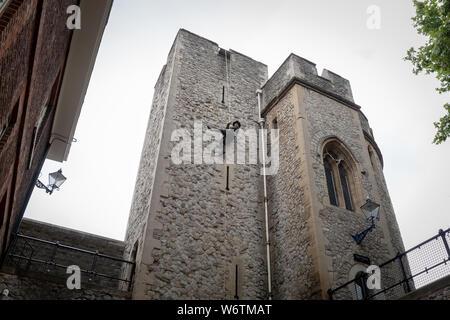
222 86 225 104
226 166 230 191
234 264 239 300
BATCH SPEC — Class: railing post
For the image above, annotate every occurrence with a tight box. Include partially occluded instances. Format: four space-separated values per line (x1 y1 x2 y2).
88 250 99 282
47 241 59 272
327 289 334 300
25 241 34 271
439 229 450 260
397 252 411 293
127 262 136 292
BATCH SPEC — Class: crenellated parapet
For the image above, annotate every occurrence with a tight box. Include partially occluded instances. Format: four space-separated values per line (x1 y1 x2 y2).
260 53 384 167
261 53 356 114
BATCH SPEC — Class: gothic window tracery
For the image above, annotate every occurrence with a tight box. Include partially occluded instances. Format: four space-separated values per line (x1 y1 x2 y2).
324 157 338 206
322 140 359 211
338 162 353 211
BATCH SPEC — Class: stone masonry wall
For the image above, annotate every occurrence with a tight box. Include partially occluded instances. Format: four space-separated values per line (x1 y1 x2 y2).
265 90 319 299
261 54 355 110
4 218 128 290
0 218 130 300
261 52 409 299
305 83 407 297
0 271 130 300
127 29 269 299
127 30 409 300
400 275 450 300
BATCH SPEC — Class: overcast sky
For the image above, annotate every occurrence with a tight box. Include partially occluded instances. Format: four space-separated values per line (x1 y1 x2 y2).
26 0 449 251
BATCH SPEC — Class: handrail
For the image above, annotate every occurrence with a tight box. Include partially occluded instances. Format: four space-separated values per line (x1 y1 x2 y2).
366 258 449 300
15 233 134 265
9 254 132 283
379 228 450 267
328 227 450 300
7 233 136 288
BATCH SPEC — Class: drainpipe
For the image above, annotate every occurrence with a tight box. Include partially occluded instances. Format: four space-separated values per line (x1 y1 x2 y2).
256 89 272 300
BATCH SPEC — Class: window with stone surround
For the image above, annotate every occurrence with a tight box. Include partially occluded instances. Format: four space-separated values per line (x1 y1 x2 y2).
322 139 360 211
338 162 353 211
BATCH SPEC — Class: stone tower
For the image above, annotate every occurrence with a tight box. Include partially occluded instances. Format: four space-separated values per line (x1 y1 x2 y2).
124 29 407 300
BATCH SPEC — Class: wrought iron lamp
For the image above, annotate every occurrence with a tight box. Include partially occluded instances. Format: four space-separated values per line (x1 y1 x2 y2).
351 198 380 245
35 169 66 195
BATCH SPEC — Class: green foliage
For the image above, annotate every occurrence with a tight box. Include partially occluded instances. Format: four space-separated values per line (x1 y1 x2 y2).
405 0 450 144
433 103 450 143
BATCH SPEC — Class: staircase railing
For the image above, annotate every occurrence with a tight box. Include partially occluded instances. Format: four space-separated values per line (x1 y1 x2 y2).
328 228 450 300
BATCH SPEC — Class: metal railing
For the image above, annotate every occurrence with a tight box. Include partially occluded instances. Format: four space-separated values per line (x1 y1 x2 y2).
6 233 136 290
328 228 450 300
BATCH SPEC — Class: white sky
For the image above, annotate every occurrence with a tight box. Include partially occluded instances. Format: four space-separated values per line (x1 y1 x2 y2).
26 0 449 252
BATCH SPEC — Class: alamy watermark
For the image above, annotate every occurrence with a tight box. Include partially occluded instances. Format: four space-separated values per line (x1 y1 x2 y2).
66 265 81 290
170 120 279 175
366 5 381 30
66 5 81 30
366 265 381 290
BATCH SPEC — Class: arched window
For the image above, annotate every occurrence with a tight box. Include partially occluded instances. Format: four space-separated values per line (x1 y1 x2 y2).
322 139 360 211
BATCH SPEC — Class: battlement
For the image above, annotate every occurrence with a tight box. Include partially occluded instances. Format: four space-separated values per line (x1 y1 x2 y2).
170 30 355 114
261 53 355 113
175 29 267 70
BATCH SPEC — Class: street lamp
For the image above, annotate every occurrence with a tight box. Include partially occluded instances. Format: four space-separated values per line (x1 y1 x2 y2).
35 169 67 195
351 198 380 245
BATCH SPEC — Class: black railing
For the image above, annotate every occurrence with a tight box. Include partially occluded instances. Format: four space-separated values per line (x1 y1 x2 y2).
6 233 135 290
328 228 450 300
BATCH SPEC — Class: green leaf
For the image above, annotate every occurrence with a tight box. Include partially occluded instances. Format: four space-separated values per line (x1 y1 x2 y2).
405 0 450 144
